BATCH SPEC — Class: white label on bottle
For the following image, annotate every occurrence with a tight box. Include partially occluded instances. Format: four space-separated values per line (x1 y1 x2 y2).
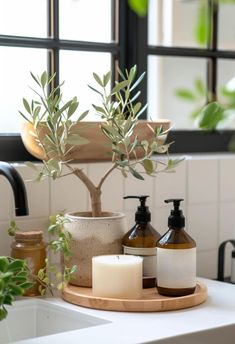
157 247 196 288
123 246 157 277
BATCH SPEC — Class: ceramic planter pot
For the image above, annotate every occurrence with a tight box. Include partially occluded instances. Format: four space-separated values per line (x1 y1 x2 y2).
20 120 170 163
64 212 128 287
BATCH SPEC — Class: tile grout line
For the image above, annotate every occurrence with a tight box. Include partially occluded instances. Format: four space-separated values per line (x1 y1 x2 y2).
217 159 221 251
185 158 189 231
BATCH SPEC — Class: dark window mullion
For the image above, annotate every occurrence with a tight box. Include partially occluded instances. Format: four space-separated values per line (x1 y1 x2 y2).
48 0 59 89
111 0 117 84
207 0 219 102
118 1 148 118
147 46 235 59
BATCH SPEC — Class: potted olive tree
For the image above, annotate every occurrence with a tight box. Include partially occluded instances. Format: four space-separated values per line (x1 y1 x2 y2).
20 66 181 287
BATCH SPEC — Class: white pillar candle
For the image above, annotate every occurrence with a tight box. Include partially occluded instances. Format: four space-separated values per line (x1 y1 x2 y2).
92 255 143 299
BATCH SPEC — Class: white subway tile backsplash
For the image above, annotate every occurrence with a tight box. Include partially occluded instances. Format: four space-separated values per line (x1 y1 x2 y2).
88 163 124 213
154 160 187 208
124 210 135 233
188 159 219 204
219 202 235 243
0 177 13 220
1 154 235 281
15 164 50 218
219 157 235 202
152 207 170 236
197 250 217 279
10 217 49 241
124 173 154 211
0 221 13 256
50 164 88 215
187 204 218 251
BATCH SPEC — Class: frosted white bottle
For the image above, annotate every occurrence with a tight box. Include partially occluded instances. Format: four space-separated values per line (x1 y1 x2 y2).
156 199 196 297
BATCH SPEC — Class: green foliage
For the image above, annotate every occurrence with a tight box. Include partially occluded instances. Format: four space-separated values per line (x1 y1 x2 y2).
176 78 235 129
37 258 76 296
175 78 207 121
7 220 21 237
198 102 225 130
36 214 76 295
220 87 235 108
6 215 76 298
48 213 72 259
89 65 179 177
128 0 148 16
19 71 89 180
23 67 179 186
0 257 33 321
20 66 180 217
194 0 211 47
176 78 209 127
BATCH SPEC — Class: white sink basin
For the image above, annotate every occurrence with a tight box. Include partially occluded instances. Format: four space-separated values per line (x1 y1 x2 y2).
0 298 110 343
156 323 235 344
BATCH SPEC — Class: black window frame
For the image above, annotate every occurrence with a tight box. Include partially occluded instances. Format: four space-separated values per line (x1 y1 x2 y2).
125 0 235 154
1 0 234 161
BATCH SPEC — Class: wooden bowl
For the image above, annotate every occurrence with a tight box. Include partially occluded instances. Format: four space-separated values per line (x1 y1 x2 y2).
21 120 170 163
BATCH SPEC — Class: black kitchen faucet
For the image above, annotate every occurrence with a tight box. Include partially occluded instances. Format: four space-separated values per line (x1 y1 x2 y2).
0 162 28 216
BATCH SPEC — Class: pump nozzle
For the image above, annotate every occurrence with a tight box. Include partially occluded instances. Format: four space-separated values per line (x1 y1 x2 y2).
165 198 185 228
124 195 150 223
124 195 149 206
165 199 184 213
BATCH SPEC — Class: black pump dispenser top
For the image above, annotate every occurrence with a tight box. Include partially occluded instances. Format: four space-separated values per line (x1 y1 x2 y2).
165 198 185 228
124 195 150 223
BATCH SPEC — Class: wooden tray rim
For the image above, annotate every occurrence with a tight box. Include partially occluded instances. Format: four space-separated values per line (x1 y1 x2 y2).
62 281 207 312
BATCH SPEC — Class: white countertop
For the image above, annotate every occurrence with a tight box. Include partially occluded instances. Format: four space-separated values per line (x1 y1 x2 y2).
15 278 235 344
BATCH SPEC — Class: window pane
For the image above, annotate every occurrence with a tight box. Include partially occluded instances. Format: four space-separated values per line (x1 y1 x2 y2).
60 51 111 120
148 56 207 129
0 47 47 133
60 0 113 42
218 3 235 50
0 0 47 37
217 59 235 129
148 0 207 48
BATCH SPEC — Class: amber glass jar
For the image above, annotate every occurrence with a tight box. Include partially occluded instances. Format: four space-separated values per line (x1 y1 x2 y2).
11 231 46 296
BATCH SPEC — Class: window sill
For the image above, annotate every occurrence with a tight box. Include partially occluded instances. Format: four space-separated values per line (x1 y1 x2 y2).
1 130 235 162
167 130 235 154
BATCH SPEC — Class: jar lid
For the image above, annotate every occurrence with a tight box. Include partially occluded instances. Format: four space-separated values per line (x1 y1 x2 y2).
15 230 43 242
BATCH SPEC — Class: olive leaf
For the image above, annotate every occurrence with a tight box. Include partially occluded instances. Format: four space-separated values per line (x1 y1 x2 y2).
142 159 154 175
65 135 89 146
129 167 144 180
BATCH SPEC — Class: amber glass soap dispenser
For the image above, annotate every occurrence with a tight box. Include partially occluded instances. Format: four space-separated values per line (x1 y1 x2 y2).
122 195 161 288
156 199 196 297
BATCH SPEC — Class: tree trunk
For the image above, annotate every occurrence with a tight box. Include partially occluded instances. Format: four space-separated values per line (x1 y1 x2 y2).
90 188 102 217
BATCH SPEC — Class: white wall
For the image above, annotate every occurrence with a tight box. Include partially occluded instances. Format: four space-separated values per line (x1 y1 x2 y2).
1 154 235 281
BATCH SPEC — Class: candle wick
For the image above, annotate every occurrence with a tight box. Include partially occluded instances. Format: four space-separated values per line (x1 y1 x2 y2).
117 255 120 260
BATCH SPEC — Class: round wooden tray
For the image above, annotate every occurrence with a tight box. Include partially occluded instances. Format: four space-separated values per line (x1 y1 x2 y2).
62 281 207 312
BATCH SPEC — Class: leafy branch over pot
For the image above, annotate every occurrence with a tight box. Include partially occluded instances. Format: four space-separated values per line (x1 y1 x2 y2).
20 66 181 217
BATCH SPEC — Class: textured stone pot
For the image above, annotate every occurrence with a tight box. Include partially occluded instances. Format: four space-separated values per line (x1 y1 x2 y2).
64 212 128 287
